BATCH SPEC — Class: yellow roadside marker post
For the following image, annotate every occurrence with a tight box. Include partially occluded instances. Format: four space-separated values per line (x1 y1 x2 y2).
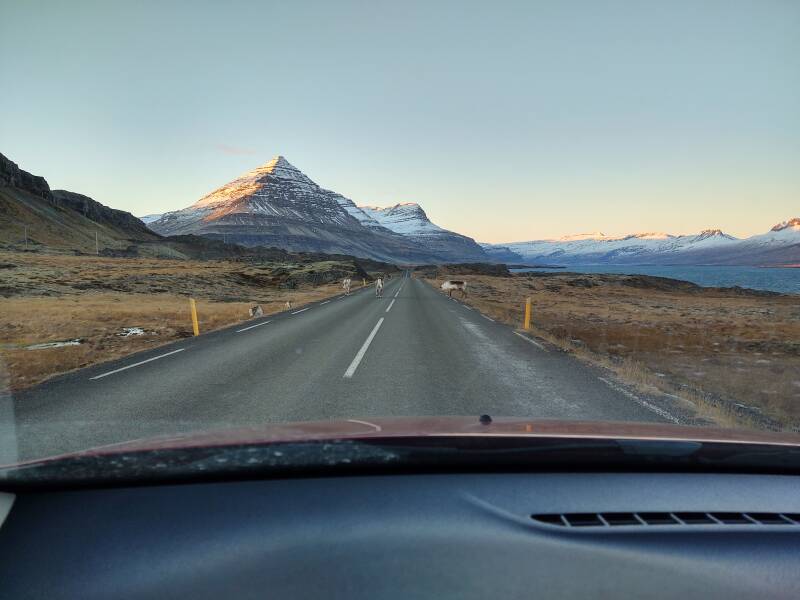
189 298 200 336
523 297 532 331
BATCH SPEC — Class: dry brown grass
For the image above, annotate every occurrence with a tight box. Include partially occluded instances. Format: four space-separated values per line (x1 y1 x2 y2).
426 272 800 429
0 251 364 390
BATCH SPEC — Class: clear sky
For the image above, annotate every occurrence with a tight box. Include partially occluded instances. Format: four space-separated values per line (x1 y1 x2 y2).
1 0 798 242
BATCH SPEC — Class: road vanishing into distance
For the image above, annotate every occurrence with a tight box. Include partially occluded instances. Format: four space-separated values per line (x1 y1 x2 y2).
4 274 687 461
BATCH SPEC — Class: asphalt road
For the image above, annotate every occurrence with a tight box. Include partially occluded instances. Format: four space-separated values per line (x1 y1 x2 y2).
3 274 686 461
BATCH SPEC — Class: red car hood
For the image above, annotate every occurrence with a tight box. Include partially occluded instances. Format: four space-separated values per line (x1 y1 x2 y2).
17 417 800 467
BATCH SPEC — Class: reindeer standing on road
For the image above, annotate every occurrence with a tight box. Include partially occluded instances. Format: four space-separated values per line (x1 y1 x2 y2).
375 277 384 298
342 277 352 296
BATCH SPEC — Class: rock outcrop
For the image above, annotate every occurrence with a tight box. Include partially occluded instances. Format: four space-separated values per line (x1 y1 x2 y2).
0 152 51 198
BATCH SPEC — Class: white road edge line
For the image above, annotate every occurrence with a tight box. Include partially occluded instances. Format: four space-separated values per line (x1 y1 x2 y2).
385 299 396 313
481 314 494 322
320 300 331 305
291 307 311 315
90 349 185 380
462 305 472 310
343 318 384 379
513 331 547 351
236 320 272 333
597 377 681 424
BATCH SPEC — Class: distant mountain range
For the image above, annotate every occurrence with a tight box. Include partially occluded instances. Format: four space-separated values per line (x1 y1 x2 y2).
147 156 487 263
3 149 797 266
146 154 798 267
482 222 800 266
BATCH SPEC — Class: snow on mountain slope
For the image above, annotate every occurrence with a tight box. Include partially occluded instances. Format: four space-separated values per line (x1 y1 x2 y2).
485 229 740 264
746 218 800 245
154 156 357 229
504 230 738 259
359 203 444 235
337 198 384 229
485 221 799 266
357 203 487 262
139 214 162 224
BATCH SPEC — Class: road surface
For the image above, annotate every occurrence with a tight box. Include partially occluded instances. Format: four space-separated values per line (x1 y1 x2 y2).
3 274 687 461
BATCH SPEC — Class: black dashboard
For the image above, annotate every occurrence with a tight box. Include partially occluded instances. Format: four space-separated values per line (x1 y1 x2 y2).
2 471 799 598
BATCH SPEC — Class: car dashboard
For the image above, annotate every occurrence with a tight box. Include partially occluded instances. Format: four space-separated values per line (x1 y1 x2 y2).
1 470 799 598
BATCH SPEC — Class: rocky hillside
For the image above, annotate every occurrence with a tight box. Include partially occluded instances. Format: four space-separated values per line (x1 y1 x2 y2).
51 189 157 238
0 152 164 255
149 156 486 264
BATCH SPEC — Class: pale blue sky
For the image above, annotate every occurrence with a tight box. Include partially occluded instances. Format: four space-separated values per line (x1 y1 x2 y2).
1 0 798 242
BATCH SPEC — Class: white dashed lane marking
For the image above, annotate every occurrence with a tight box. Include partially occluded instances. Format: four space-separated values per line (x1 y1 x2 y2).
236 320 272 333
343 318 385 379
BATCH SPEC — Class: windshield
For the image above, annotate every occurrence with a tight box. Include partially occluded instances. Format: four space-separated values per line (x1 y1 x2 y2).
1 1 798 471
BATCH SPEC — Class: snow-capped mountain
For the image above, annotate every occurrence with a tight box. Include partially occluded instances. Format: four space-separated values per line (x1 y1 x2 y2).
148 156 485 263
139 213 162 224
359 203 443 235
685 218 800 266
501 229 738 262
747 218 800 245
483 221 799 266
357 203 486 262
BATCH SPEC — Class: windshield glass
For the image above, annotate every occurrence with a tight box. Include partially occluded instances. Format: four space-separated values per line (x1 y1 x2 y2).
1 1 798 469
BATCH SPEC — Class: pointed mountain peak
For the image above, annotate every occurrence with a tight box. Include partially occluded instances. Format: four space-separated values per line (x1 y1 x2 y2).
261 154 291 169
390 202 426 214
248 155 302 178
771 217 800 232
694 229 737 242
191 155 316 209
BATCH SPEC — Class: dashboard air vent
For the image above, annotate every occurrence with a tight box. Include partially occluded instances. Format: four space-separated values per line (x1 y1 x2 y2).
531 512 800 528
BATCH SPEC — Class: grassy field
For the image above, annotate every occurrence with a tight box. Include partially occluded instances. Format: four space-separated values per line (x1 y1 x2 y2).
425 270 800 430
0 251 374 390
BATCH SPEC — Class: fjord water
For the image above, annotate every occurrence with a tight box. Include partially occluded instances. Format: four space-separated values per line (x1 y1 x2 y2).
510 265 800 294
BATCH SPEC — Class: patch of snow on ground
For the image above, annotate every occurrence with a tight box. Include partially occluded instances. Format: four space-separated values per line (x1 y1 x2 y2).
26 339 83 350
117 327 146 337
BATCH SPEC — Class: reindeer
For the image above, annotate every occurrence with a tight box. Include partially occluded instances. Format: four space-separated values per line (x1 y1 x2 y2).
375 277 384 298
441 280 467 298
342 278 352 296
